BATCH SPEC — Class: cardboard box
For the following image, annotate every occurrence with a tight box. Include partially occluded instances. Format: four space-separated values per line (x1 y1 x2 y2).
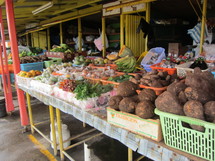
107 107 163 142
168 43 181 56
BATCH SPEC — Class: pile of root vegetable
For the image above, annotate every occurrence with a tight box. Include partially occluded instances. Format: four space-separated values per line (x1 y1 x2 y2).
129 70 178 88
108 67 215 131
20 55 49 64
155 67 215 131
108 81 158 119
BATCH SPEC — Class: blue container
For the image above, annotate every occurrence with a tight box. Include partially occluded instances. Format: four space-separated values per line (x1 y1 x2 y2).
212 71 215 78
0 73 15 83
20 62 44 72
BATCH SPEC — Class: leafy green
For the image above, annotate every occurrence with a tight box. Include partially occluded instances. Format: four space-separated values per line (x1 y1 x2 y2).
74 81 113 100
108 74 133 83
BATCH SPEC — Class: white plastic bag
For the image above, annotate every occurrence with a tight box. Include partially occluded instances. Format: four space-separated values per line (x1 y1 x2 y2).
94 31 109 51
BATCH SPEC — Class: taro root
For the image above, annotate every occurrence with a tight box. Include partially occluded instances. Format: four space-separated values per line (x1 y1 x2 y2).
178 91 187 105
159 80 169 87
117 81 139 97
157 71 168 79
184 100 205 132
204 101 215 122
108 95 123 110
151 80 163 88
184 87 213 104
167 81 187 96
119 97 137 113
129 77 138 84
130 94 140 103
155 91 184 115
135 101 155 119
138 89 156 102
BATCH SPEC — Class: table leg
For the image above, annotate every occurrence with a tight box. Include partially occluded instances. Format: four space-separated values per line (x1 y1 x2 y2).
56 108 64 160
128 148 133 161
26 93 34 134
49 105 57 156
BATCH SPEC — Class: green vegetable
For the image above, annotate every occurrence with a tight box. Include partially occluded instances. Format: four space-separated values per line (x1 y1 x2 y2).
108 74 133 83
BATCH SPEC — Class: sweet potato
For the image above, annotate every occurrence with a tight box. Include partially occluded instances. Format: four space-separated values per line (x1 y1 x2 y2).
135 101 155 119
184 100 205 132
155 91 184 115
108 95 123 110
167 81 187 96
184 87 213 104
204 101 215 122
119 97 136 113
138 89 156 102
117 81 139 97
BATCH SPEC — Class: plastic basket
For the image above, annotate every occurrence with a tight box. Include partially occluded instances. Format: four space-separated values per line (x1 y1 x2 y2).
139 85 167 95
100 80 119 88
44 58 62 68
150 63 177 75
155 108 215 161
16 75 33 87
89 64 117 70
20 62 44 72
175 61 208 78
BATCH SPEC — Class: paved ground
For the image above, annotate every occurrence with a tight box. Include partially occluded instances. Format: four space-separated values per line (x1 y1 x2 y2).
0 91 152 161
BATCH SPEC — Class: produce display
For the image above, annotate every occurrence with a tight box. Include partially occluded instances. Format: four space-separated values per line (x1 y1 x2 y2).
50 44 74 53
17 70 42 78
114 56 137 73
129 70 178 88
20 55 49 64
72 55 92 66
59 79 77 92
189 57 208 70
107 74 133 83
155 67 215 131
29 47 43 54
82 67 117 79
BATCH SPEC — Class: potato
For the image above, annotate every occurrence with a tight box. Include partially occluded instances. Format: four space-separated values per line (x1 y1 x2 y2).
108 95 123 110
138 89 156 102
204 101 215 122
184 100 205 132
117 81 139 97
135 101 155 119
119 97 136 113
167 81 187 96
155 91 184 115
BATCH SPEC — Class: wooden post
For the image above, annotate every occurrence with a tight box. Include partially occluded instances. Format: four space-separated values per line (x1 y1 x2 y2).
199 0 207 53
78 18 82 51
102 17 106 58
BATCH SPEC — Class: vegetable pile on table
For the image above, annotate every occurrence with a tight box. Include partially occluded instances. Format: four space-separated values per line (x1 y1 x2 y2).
155 67 215 131
108 75 133 83
114 56 137 73
50 44 74 53
20 55 49 64
17 70 42 78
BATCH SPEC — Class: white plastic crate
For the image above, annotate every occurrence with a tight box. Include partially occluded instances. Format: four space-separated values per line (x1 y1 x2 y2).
30 80 54 95
16 75 33 87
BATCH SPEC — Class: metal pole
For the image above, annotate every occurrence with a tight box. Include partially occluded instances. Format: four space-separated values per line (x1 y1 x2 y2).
120 14 124 48
199 0 207 53
26 93 34 134
60 23 63 44
145 2 151 51
47 28 51 51
0 7 14 112
78 18 82 51
102 17 106 58
49 105 57 156
128 148 133 161
5 0 29 126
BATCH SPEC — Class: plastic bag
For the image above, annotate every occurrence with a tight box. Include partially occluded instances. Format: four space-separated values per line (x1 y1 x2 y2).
18 45 31 53
94 31 109 51
141 47 166 72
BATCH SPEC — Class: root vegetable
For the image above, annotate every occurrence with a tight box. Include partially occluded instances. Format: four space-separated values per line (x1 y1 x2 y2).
130 94 140 103
108 95 123 110
117 81 139 97
167 81 187 96
151 80 163 87
157 71 168 78
135 101 155 119
184 100 205 132
178 91 187 105
134 74 142 80
138 89 156 102
204 101 215 122
129 77 138 84
160 80 169 87
155 91 184 115
119 97 137 113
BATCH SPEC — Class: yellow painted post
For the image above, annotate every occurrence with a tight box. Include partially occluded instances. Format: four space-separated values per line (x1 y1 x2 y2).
26 93 34 134
26 33 29 46
120 14 124 48
56 108 64 160
47 28 51 51
199 0 207 53
49 105 57 156
60 23 63 44
102 17 106 58
78 18 82 51
145 2 151 51
128 148 132 161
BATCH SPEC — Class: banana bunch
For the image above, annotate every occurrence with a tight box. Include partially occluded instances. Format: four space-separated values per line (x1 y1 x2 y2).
114 56 136 73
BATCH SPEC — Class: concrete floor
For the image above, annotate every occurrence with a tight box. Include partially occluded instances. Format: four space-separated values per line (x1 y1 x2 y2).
0 92 153 161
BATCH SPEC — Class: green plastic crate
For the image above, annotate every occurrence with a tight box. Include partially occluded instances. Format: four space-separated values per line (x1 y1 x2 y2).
155 108 215 161
44 58 62 68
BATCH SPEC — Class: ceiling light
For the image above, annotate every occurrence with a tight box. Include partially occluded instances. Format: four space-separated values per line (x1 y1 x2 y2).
32 2 53 15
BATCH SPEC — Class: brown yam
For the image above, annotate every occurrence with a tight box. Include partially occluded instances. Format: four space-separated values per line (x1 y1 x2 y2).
151 80 163 88
184 100 205 132
130 94 140 103
166 75 171 82
160 80 169 87
135 101 155 119
119 97 136 113
148 70 158 75
108 95 123 110
184 87 213 104
167 81 187 96
117 81 139 97
157 71 168 79
155 91 184 115
178 91 187 105
204 101 215 122
150 75 160 80
138 89 156 102
129 78 138 84
134 74 142 80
